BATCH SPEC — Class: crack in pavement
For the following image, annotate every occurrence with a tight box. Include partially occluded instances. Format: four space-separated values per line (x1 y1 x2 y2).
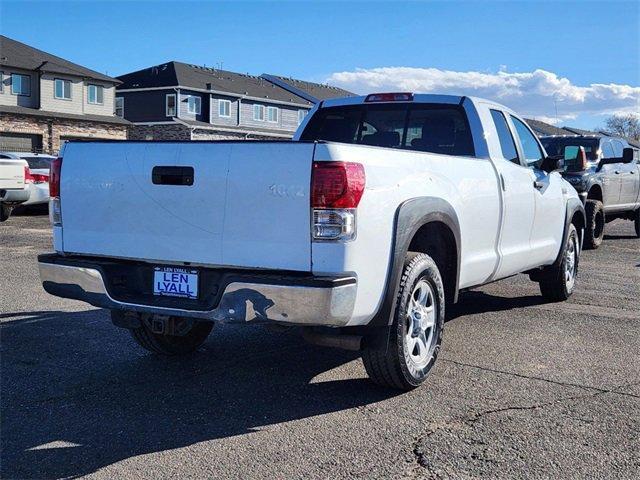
441 358 640 399
409 364 640 477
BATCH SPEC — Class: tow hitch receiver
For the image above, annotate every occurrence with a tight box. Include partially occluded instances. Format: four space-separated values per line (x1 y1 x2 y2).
111 311 199 337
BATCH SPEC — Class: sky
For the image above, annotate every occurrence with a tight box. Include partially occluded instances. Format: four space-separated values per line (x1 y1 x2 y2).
1 0 638 129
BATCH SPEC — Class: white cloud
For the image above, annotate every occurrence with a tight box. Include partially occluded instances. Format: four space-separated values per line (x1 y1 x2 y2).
326 67 640 122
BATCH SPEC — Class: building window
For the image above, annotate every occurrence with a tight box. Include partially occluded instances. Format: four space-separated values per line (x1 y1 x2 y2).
166 94 176 116
88 84 104 104
54 79 71 99
11 74 30 96
298 109 307 124
187 96 201 115
253 104 265 121
219 99 231 118
115 97 124 117
267 106 279 123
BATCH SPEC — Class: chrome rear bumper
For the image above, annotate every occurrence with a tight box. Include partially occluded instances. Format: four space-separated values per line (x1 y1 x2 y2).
38 259 356 327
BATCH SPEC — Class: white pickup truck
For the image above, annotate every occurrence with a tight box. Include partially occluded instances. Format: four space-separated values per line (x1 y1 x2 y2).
39 93 585 390
0 156 30 221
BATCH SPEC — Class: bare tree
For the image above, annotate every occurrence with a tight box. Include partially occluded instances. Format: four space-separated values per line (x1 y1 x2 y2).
602 114 640 141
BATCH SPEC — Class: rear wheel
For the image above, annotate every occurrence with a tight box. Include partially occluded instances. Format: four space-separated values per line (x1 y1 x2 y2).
584 199 604 249
634 209 640 238
128 314 213 355
539 224 579 302
0 204 12 222
362 252 445 390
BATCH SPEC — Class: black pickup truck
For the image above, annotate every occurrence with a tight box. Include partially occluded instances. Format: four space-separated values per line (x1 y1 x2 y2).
541 135 640 248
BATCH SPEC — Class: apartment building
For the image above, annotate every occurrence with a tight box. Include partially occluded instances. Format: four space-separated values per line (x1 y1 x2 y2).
0 35 128 154
116 61 353 141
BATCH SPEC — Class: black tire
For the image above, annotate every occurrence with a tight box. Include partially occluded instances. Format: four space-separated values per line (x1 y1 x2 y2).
539 224 579 302
634 209 640 238
129 315 213 355
362 252 445 391
584 199 604 249
0 204 12 222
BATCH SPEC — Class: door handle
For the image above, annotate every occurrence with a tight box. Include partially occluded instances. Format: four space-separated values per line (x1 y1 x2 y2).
533 180 544 190
614 170 621 174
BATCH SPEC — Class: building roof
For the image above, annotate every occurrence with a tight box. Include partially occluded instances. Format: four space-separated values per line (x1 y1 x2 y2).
0 35 119 84
260 74 355 103
561 126 606 137
0 105 130 125
117 62 313 106
524 118 575 137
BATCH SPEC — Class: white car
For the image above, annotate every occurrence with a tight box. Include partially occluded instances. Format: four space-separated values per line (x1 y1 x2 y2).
38 93 585 390
0 155 29 221
0 152 56 206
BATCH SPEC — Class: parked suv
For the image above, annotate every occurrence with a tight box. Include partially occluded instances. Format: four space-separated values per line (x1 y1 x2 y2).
540 135 640 247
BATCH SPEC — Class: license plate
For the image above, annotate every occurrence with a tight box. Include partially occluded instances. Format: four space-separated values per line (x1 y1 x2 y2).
153 267 198 299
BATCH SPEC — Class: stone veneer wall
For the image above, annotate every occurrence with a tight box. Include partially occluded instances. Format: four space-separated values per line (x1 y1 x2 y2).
128 124 290 142
0 113 128 154
50 119 127 153
191 128 290 141
128 124 191 141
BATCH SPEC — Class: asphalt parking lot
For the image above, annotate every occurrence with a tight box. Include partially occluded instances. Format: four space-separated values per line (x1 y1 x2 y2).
1 211 639 479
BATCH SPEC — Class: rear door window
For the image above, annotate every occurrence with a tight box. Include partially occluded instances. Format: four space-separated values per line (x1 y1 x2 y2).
490 110 518 163
602 140 615 158
300 103 475 156
612 140 624 157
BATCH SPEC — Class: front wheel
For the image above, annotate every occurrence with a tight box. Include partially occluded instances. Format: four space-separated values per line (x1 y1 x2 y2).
584 199 604 249
128 314 213 355
362 252 445 390
539 224 579 302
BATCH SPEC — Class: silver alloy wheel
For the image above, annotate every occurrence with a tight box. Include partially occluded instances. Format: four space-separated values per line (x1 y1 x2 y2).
565 233 577 292
404 279 437 370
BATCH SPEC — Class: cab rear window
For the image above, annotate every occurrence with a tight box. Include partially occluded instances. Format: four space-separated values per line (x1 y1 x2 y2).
300 103 475 156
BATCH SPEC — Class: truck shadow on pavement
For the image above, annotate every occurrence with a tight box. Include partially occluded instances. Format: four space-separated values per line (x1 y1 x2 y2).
1 309 398 479
1 288 548 478
447 290 547 320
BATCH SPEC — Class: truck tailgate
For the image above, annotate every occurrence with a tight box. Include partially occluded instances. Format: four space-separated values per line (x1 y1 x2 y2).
0 159 26 190
60 142 314 271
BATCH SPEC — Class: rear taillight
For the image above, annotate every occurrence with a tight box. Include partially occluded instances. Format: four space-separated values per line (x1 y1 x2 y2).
577 147 588 171
24 166 33 184
49 157 63 226
311 161 365 209
311 161 365 241
32 174 49 183
49 157 62 198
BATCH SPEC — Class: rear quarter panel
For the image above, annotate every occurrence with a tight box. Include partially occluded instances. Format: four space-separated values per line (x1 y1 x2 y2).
312 142 501 326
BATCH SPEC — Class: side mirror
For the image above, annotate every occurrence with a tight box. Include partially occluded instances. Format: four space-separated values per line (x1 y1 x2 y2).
541 155 564 173
622 147 634 164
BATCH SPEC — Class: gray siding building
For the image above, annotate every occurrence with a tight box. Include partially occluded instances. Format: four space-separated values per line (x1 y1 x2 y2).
116 62 353 141
0 35 128 154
